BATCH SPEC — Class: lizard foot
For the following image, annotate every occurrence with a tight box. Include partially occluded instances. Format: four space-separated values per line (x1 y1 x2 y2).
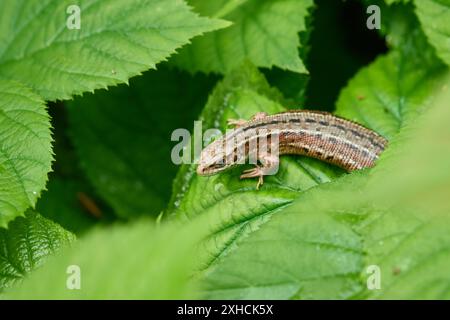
240 166 264 190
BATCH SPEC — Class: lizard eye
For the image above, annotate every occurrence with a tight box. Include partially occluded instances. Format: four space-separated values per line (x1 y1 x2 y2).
209 163 225 170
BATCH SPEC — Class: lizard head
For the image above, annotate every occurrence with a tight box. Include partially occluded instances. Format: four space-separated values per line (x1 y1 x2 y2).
196 138 229 176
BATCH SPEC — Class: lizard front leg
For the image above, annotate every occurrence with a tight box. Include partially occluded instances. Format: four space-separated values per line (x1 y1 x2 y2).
227 118 248 128
251 112 269 121
240 153 279 190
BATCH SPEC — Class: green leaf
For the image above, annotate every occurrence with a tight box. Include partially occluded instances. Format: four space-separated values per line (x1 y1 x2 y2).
168 63 344 274
414 0 450 66
357 77 450 299
67 67 217 218
0 0 229 101
5 217 207 299
200 174 366 299
335 36 448 140
171 0 313 74
357 207 450 299
0 210 75 291
0 80 53 228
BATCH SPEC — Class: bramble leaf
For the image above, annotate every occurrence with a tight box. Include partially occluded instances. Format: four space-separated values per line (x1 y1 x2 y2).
0 80 52 227
171 0 313 74
414 0 450 66
358 77 450 299
0 0 229 101
0 210 75 291
199 174 366 299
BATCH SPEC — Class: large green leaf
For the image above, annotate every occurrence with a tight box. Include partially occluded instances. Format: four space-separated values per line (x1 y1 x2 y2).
168 63 344 272
414 0 450 66
357 207 450 299
67 67 217 218
200 174 366 299
0 210 75 291
358 77 450 299
5 217 207 299
171 0 313 74
0 0 228 101
0 80 52 227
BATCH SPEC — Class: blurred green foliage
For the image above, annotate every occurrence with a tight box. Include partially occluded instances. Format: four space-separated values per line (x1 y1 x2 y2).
0 0 449 299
